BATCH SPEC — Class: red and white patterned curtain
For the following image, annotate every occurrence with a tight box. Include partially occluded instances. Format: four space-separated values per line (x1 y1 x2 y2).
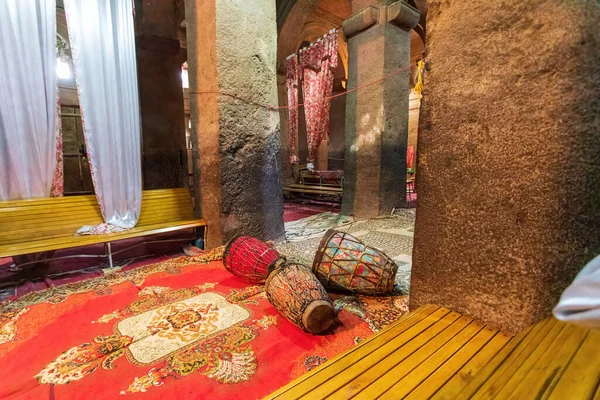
285 55 300 164
50 94 64 197
300 30 338 168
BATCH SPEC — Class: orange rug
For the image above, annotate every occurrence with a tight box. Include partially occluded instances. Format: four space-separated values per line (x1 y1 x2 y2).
0 251 408 399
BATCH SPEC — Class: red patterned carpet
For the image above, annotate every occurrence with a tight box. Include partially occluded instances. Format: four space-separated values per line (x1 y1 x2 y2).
0 251 408 399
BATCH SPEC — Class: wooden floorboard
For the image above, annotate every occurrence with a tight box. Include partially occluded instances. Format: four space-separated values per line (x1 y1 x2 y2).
265 305 599 400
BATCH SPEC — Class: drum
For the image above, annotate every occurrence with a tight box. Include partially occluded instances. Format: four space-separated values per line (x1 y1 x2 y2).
312 229 398 295
265 263 336 334
223 236 284 284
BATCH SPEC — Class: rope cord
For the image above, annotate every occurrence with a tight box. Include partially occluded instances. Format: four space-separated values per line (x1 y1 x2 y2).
189 63 414 112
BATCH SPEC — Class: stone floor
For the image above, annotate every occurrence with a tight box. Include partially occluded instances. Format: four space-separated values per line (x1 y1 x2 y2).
275 209 416 295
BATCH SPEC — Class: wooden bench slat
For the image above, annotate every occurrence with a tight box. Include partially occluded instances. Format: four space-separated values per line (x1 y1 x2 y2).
547 329 600 400
0 210 194 231
283 187 342 195
0 212 195 244
266 306 599 400
507 323 588 399
300 307 450 400
1 213 103 229
379 319 485 399
265 305 440 400
403 326 498 399
352 315 475 400
454 322 537 398
286 184 343 192
0 188 204 258
1 201 193 229
1 201 193 226
0 218 204 251
328 311 462 400
490 320 569 398
470 318 562 399
0 219 206 258
0 195 190 218
431 330 513 400
0 188 191 208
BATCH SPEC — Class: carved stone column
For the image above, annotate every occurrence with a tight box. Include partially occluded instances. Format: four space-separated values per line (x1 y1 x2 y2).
136 35 187 189
185 0 285 247
341 1 420 217
410 0 600 333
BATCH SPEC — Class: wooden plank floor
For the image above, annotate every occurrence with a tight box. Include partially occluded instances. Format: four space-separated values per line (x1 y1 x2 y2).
265 305 600 399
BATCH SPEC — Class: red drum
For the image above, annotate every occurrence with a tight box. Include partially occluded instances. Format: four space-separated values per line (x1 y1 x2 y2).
223 236 284 284
312 229 398 295
265 263 336 334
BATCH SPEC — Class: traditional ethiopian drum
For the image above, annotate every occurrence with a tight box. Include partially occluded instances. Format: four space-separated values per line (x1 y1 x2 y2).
265 263 336 334
223 236 284 284
312 229 398 295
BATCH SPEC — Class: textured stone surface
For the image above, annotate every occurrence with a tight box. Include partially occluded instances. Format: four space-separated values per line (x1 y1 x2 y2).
136 35 187 189
187 0 285 246
410 0 600 333
342 2 414 217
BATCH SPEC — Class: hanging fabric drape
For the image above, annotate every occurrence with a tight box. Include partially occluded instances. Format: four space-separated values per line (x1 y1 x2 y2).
50 95 64 197
64 0 142 229
300 30 338 169
553 254 600 328
285 55 300 164
0 0 59 201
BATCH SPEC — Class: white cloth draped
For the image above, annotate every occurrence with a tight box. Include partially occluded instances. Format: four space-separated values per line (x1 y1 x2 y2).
64 0 142 228
0 0 58 201
553 254 600 328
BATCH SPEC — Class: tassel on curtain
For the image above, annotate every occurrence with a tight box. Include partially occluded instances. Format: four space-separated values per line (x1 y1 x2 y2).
300 30 338 170
0 0 59 201
64 0 142 234
285 55 300 164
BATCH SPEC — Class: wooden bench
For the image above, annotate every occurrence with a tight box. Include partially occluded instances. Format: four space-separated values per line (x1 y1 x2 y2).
283 170 344 199
266 305 599 399
283 184 342 195
0 188 206 273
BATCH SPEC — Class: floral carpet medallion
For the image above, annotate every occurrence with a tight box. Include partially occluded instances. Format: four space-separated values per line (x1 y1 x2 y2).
0 308 29 344
35 284 271 394
0 258 408 399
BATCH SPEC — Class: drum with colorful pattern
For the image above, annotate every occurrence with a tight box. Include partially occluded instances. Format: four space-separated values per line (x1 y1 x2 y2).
265 263 336 334
223 236 284 284
312 229 398 295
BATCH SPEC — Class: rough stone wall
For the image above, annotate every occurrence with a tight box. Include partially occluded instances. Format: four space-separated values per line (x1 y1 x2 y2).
342 6 412 217
134 0 187 190
186 0 224 248
215 0 285 242
137 37 188 189
410 0 600 333
328 94 347 170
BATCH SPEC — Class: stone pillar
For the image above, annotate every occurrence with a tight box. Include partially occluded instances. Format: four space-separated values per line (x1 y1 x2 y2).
134 0 187 189
341 1 420 217
410 0 600 333
185 0 285 248
136 35 187 189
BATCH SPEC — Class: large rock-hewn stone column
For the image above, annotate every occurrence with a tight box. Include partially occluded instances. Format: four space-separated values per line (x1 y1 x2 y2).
134 1 187 189
136 35 187 189
185 0 285 247
341 1 420 217
410 0 600 333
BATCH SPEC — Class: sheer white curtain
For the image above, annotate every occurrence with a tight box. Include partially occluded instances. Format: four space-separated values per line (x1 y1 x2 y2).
0 0 58 201
64 0 142 229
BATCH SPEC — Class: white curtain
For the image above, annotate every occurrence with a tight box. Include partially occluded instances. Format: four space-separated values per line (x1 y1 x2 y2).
553 254 600 328
64 0 142 228
0 0 58 201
